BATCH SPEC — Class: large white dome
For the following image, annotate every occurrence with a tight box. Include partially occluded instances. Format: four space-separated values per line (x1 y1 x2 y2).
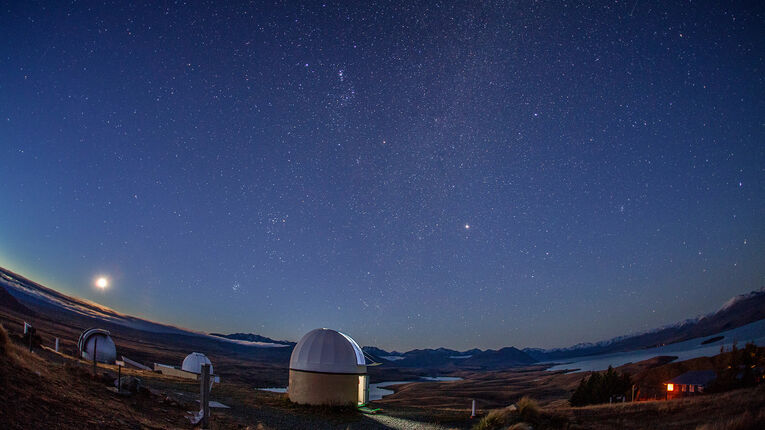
78 328 117 364
289 328 366 374
182 352 213 374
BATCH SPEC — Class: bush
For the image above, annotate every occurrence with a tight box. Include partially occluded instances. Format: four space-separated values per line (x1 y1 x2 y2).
570 366 632 406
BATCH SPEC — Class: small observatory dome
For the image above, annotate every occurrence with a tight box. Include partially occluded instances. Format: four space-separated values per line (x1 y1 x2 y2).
77 328 117 364
288 328 368 406
182 352 213 375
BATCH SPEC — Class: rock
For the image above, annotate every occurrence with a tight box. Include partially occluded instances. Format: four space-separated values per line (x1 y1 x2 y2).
115 376 144 393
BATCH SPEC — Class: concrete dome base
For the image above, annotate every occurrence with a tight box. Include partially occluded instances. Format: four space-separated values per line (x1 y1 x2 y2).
288 369 360 406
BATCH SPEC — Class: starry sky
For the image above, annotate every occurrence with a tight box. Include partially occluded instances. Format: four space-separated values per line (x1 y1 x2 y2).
1 1 764 351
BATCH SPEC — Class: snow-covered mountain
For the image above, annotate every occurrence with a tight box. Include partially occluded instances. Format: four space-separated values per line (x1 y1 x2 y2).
524 288 765 361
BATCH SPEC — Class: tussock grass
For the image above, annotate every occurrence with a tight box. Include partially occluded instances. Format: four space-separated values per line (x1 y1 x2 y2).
472 407 508 430
0 323 48 375
473 396 561 430
517 396 540 422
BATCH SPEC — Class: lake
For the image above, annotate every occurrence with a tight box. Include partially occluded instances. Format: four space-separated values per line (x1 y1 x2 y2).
257 376 463 400
545 318 765 372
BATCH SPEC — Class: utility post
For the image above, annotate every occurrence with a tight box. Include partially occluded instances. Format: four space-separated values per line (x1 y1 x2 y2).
200 364 211 428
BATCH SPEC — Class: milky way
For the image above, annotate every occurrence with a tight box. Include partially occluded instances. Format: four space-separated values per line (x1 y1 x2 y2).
1 1 763 350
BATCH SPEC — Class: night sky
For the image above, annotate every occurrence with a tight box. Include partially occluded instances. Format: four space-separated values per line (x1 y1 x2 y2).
1 1 764 351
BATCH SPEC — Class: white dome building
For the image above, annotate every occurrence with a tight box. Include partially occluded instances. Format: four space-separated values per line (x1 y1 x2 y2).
77 328 117 364
288 328 368 406
182 352 213 375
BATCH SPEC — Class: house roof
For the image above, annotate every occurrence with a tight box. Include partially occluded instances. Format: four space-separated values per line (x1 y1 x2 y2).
667 370 717 386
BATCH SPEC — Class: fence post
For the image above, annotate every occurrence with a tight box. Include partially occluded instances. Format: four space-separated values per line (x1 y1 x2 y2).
55 337 59 353
201 364 211 428
471 399 476 418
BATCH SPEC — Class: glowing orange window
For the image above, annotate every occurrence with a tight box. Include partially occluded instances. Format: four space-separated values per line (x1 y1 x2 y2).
667 383 674 391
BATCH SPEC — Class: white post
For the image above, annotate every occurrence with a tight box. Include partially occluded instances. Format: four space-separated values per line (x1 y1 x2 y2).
471 399 476 418
23 322 29 334
55 338 59 352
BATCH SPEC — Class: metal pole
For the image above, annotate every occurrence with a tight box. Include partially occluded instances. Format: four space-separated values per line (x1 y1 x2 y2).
93 337 98 375
55 337 59 353
471 399 476 418
201 364 210 428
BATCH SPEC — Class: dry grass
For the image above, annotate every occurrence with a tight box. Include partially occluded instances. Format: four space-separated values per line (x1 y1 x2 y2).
0 323 10 356
516 396 539 422
472 406 511 430
696 409 765 430
557 384 765 430
0 323 44 373
472 397 561 430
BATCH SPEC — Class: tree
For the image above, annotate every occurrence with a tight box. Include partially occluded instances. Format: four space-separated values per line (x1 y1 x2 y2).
570 366 632 406
708 342 764 393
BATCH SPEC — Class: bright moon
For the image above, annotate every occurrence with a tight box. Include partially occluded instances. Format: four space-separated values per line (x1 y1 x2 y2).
95 277 109 289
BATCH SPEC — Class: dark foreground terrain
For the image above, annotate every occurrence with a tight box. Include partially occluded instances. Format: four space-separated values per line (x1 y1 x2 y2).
3 318 764 430
1 267 764 429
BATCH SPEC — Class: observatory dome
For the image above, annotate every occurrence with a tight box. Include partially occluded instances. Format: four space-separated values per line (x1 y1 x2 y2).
289 328 366 374
78 328 117 364
182 352 213 375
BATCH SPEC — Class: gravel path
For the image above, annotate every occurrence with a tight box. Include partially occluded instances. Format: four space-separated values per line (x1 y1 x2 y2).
364 413 457 430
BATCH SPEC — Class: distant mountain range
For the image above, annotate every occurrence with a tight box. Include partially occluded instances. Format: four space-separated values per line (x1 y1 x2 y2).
0 276 35 316
0 267 287 348
523 288 765 362
1 265 763 370
360 345 536 370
